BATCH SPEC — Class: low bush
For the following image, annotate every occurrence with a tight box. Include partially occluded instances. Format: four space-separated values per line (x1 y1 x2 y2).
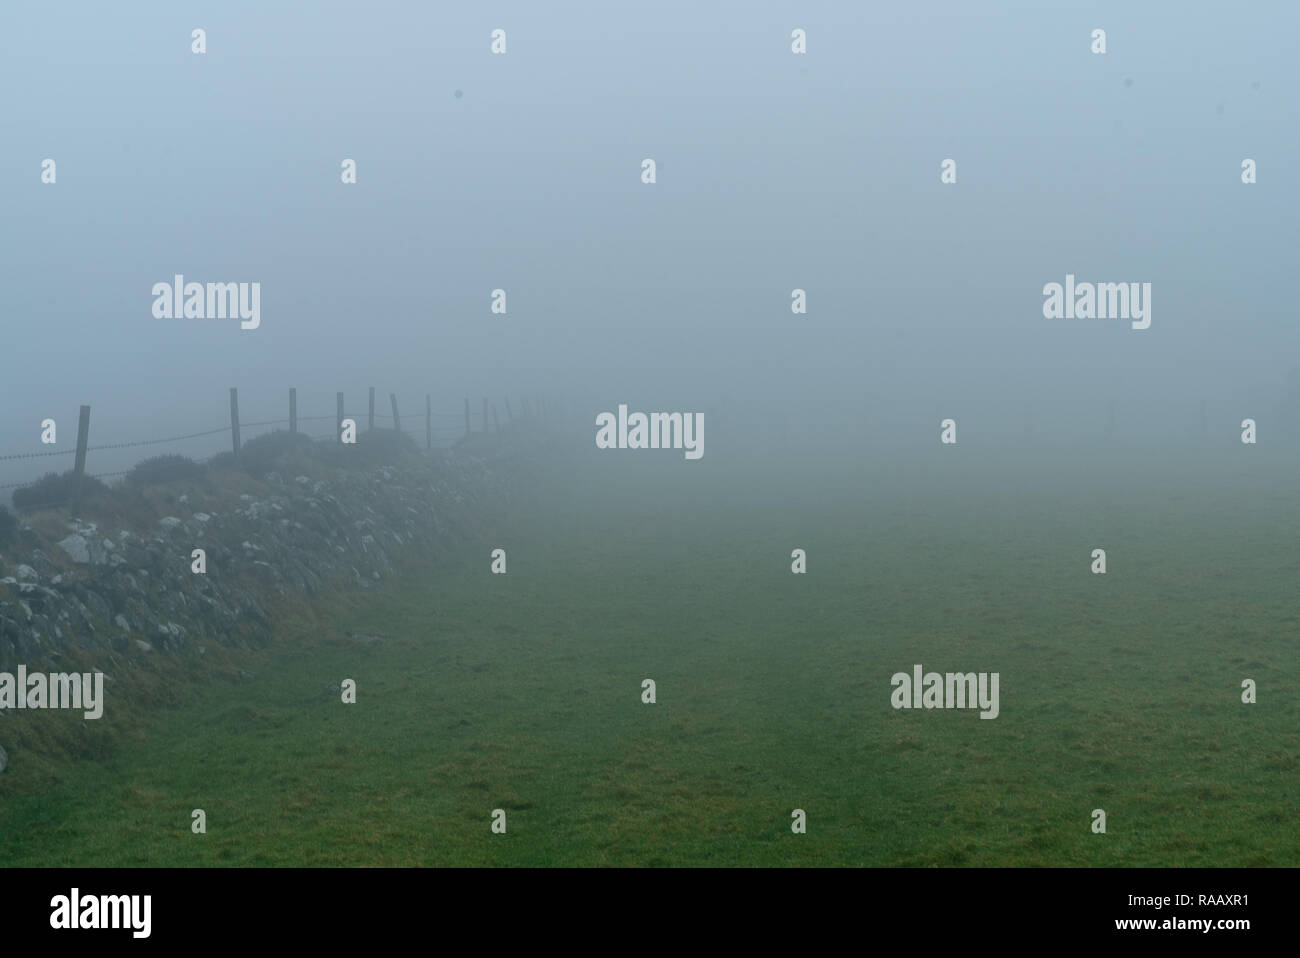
232 430 316 479
126 454 206 488
309 428 420 468
11 471 110 512
208 451 237 471
355 428 421 463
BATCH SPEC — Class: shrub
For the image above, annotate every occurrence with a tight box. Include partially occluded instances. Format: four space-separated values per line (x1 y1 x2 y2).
11 471 110 512
208 451 237 471
233 430 316 478
309 428 420 468
356 427 420 463
126 454 206 488
0 505 17 545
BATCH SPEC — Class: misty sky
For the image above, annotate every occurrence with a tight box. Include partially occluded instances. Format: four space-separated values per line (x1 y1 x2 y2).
2 1 1297 480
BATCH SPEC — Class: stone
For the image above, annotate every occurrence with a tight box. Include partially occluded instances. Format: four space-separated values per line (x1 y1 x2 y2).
29 551 56 576
57 534 91 564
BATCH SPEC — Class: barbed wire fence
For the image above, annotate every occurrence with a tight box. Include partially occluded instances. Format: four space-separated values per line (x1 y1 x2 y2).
0 387 555 505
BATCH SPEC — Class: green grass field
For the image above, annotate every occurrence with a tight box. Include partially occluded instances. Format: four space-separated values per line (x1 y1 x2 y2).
2 441 1297 866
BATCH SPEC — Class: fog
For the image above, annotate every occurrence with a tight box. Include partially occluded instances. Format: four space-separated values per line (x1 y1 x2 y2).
3 1 1297 490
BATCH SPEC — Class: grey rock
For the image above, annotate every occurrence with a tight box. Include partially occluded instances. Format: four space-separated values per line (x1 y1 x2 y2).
57 534 91 564
57 535 110 566
29 551 56 576
78 589 112 622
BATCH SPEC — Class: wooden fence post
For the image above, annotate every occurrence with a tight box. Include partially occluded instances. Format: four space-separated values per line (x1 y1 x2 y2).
73 404 91 507
230 388 241 458
289 387 297 433
390 393 401 433
337 392 345 443
464 397 470 438
426 394 432 451
369 387 376 431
